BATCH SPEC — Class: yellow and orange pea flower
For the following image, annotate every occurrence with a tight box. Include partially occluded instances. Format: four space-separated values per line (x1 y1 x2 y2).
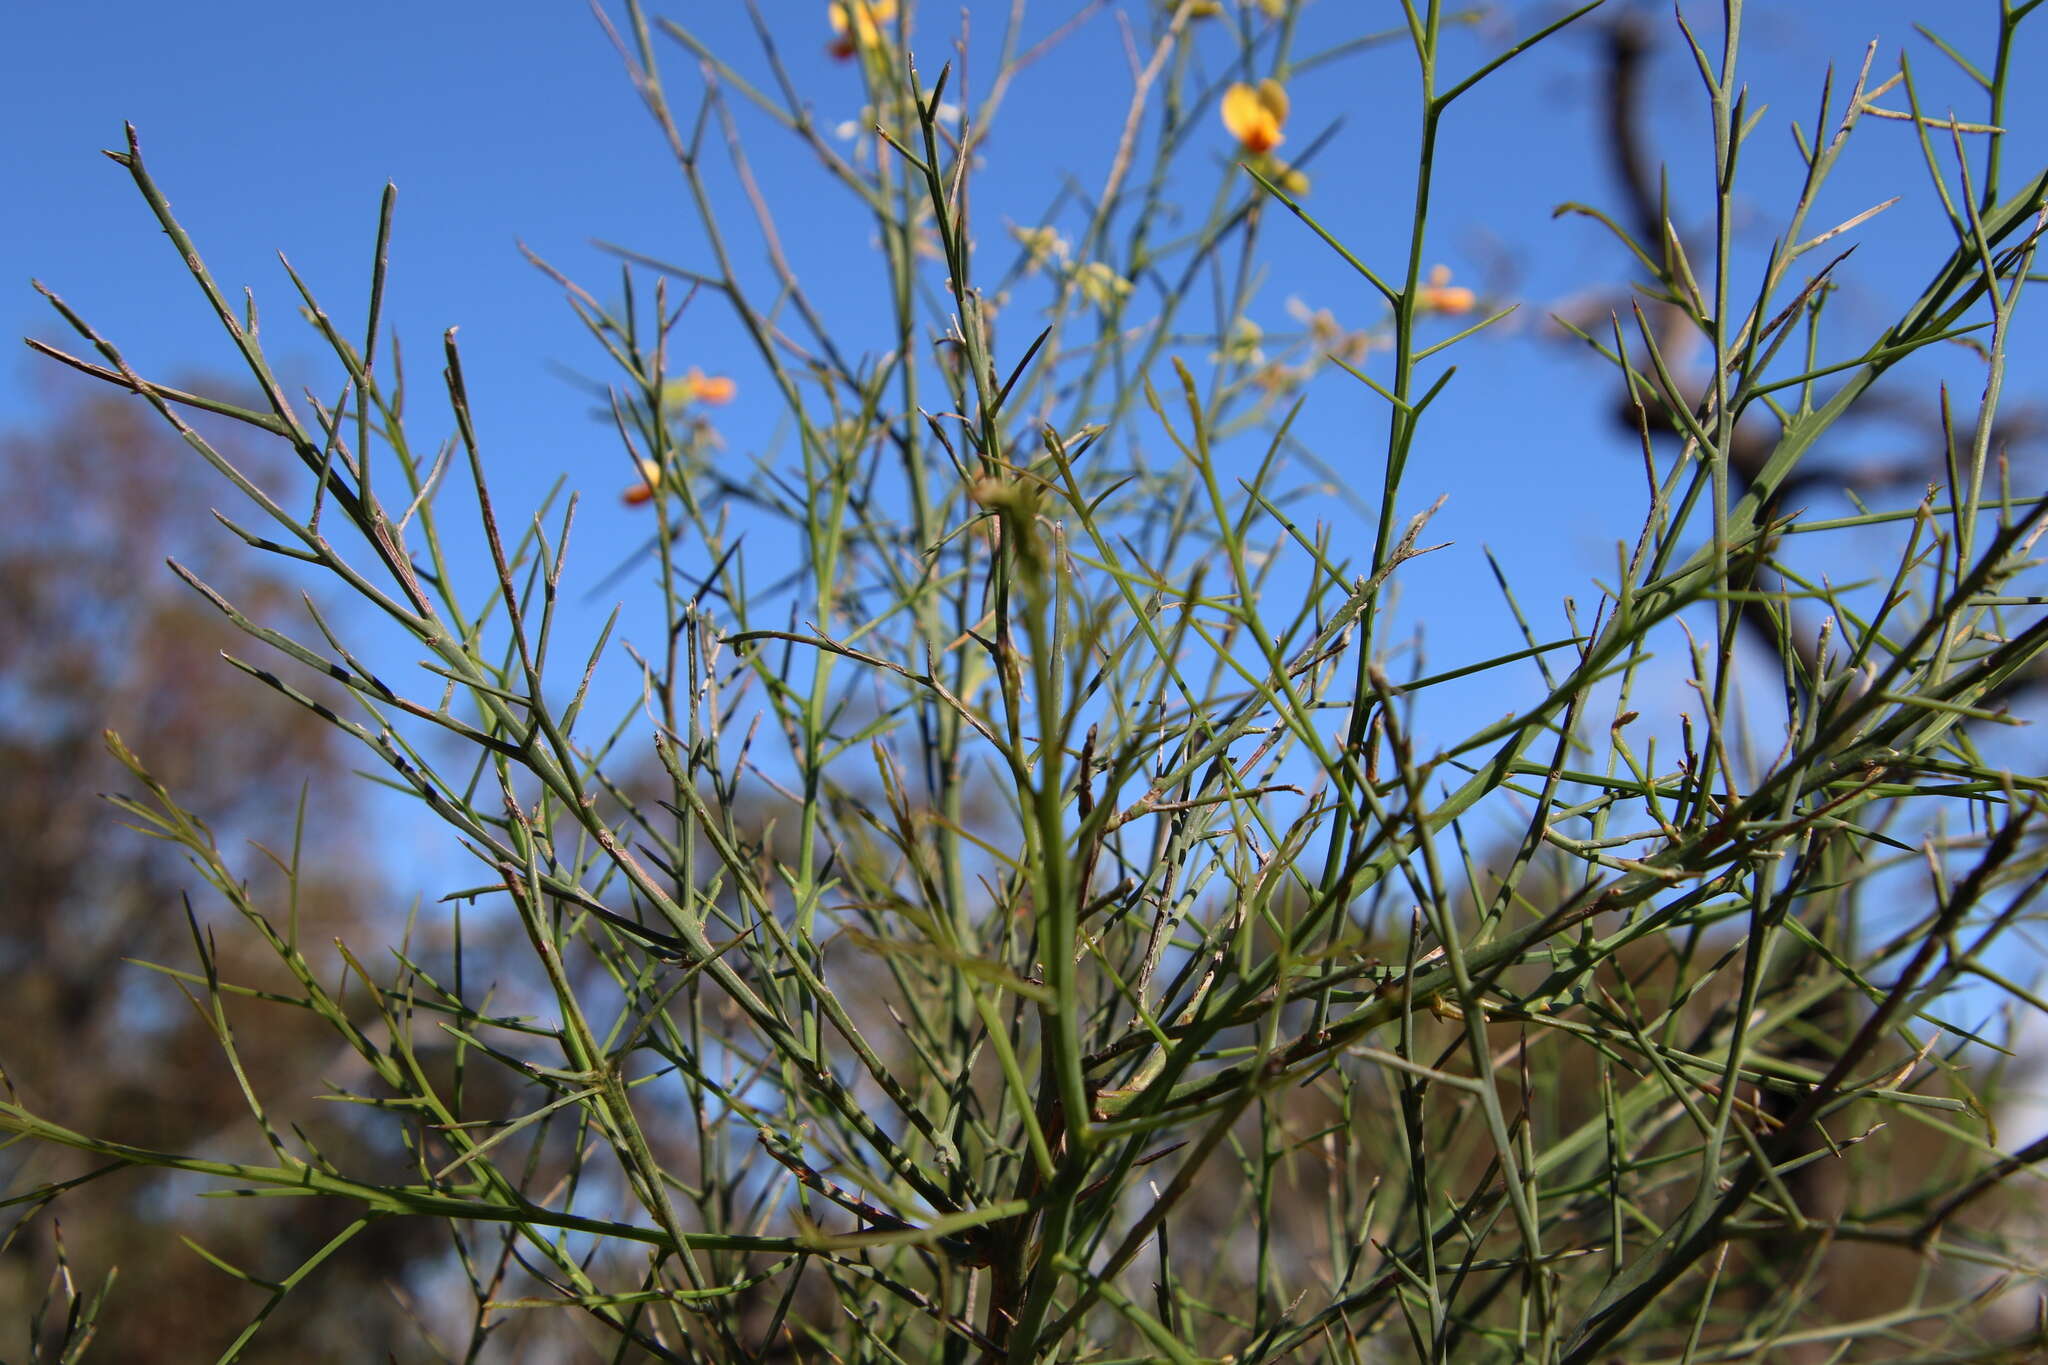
622 457 664 507
1221 79 1289 155
661 366 736 408
622 369 736 505
828 0 896 59
1414 264 1476 316
1220 80 1308 192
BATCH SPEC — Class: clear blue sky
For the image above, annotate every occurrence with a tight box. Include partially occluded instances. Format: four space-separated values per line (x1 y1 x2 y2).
6 0 2043 850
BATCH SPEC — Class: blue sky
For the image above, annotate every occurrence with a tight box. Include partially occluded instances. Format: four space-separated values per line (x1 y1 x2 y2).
7 1 2044 886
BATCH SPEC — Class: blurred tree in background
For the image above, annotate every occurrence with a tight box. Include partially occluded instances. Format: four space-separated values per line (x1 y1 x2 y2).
0 384 451 1361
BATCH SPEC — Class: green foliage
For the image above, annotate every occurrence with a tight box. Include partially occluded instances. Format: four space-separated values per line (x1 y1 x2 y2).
12 1 2048 1360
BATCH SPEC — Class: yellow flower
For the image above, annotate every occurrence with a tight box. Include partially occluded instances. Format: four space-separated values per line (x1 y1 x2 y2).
660 367 736 408
1288 298 1343 349
1221 79 1289 155
1213 317 1266 367
1011 223 1070 273
1252 361 1301 396
623 457 662 507
828 0 896 58
1074 261 1133 311
1184 0 1283 13
1286 296 1378 365
1415 264 1476 316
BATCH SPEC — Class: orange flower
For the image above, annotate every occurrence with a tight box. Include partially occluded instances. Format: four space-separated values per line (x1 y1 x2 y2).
660 367 736 408
623 457 662 507
1221 80 1289 155
1415 264 1476 316
828 0 896 58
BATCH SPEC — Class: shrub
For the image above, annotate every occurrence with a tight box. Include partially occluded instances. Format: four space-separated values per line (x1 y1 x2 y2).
12 1 2048 1360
